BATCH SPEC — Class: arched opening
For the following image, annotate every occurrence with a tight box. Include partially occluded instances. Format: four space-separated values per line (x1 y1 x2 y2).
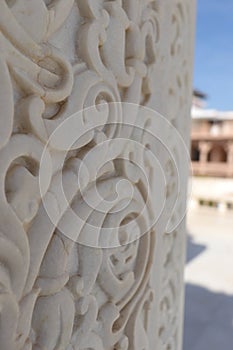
207 144 227 163
191 145 200 161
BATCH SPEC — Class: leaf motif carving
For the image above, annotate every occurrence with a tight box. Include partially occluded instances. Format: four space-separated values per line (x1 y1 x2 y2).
0 1 195 349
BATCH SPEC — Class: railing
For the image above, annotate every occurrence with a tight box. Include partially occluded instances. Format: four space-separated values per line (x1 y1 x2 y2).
191 161 233 177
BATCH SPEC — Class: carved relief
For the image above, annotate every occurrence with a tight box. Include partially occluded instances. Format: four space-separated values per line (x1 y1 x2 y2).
0 1 195 349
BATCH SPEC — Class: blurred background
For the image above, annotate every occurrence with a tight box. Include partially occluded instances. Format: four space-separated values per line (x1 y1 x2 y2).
183 1 233 349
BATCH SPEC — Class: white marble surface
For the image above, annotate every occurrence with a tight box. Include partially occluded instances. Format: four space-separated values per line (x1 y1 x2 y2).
0 1 195 349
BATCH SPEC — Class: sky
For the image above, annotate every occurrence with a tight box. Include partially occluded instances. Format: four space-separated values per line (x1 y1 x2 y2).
194 0 233 111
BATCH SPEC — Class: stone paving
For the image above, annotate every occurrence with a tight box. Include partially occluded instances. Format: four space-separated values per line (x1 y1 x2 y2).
183 207 233 350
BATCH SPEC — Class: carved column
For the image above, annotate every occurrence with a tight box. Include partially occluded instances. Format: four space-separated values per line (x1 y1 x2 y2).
0 1 195 350
227 142 233 164
227 141 233 176
199 141 211 164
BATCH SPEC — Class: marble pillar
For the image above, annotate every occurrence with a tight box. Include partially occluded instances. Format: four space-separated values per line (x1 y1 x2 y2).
0 1 195 349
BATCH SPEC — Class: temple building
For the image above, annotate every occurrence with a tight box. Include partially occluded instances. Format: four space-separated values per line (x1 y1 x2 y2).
191 90 233 178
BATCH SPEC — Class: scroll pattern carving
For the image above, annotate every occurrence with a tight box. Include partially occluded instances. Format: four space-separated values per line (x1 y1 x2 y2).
157 2 195 350
0 1 195 349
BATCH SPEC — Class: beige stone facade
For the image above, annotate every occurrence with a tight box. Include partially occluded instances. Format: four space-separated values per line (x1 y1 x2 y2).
191 105 233 177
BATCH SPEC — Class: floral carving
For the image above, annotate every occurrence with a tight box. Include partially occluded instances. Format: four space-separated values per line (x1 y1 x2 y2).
0 1 195 349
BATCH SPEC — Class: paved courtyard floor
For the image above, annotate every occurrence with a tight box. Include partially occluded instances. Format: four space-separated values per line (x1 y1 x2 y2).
183 206 233 350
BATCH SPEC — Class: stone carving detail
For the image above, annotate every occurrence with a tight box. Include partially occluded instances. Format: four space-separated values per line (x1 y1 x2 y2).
0 1 195 350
